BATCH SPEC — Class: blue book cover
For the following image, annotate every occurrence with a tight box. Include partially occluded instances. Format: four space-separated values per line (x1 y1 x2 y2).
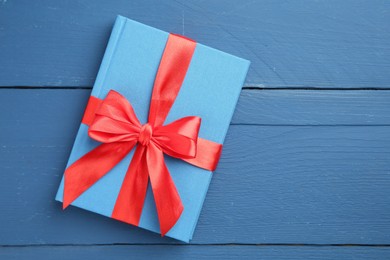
56 15 250 242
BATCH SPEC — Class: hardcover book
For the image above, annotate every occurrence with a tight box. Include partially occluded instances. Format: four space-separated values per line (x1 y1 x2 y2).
56 15 250 242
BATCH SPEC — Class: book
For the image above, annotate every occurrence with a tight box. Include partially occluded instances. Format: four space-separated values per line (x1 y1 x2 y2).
56 15 250 242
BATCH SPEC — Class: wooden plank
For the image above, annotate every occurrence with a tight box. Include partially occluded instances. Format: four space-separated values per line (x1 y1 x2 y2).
1 89 389 245
2 125 389 245
234 90 390 125
1 245 390 260
1 0 390 88
1 89 389 126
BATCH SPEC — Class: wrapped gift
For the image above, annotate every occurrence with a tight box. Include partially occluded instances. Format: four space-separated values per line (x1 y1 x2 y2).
55 15 250 242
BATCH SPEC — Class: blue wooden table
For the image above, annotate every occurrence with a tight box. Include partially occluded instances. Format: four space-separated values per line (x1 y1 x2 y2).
1 1 390 259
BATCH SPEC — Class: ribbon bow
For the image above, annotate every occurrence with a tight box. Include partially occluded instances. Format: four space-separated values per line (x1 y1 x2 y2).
62 34 222 236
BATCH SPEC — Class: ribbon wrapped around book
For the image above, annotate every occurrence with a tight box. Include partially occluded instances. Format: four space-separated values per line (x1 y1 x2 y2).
62 33 222 236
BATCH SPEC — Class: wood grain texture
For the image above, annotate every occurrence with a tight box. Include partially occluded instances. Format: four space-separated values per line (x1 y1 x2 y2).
234 90 390 125
2 1 390 257
1 246 390 260
1 89 389 126
1 0 390 88
1 89 389 245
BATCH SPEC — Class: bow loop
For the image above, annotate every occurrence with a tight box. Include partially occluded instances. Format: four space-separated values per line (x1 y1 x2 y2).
154 116 201 159
88 90 141 143
97 90 141 126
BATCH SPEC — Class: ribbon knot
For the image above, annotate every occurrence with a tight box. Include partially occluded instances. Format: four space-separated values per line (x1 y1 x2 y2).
138 123 153 146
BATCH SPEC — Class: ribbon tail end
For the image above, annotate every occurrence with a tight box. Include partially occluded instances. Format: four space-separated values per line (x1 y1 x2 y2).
62 195 73 210
62 187 78 210
160 203 184 237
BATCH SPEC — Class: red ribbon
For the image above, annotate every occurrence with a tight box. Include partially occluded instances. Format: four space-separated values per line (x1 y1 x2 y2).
63 34 222 236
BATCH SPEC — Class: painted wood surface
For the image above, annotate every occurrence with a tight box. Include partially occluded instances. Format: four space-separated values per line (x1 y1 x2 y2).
0 0 389 88
1 0 390 258
1 89 389 246
1 246 390 260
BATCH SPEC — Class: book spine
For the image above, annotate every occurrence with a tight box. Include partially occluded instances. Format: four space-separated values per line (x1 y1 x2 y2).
91 15 127 98
55 16 127 202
